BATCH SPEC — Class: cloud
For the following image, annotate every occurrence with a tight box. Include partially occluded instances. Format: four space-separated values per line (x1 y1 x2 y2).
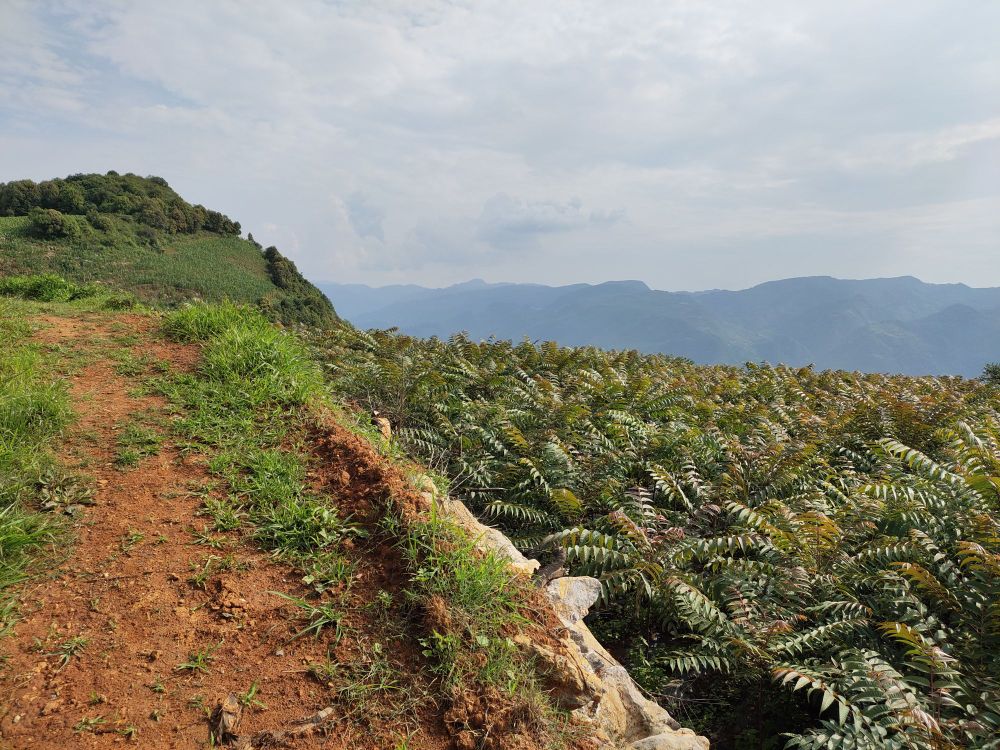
0 1 999 289
476 194 625 247
343 192 386 242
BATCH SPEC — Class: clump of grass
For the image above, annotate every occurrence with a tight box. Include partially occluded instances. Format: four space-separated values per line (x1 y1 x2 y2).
114 423 161 467
0 274 99 303
199 496 244 532
73 715 106 733
53 634 88 670
162 302 256 343
403 509 535 692
271 592 345 643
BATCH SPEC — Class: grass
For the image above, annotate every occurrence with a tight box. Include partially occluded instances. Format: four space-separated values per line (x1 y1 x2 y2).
272 592 346 642
402 508 533 690
154 303 572 744
114 422 162 467
53 634 88 670
0 301 72 631
175 644 219 675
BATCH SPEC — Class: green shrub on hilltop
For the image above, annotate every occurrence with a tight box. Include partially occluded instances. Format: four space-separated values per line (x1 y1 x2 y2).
0 172 240 235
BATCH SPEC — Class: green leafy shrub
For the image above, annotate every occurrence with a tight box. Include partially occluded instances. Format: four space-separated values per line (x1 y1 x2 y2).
0 274 98 302
27 207 79 240
312 324 1000 748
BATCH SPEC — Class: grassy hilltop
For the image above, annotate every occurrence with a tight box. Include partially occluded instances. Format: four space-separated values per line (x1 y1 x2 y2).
0 172 336 328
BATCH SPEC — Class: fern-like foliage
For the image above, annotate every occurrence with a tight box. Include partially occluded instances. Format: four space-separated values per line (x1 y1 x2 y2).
309 321 1000 748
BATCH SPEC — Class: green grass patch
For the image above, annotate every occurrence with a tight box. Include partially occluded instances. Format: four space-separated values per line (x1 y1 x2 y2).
114 423 162 468
0 312 72 631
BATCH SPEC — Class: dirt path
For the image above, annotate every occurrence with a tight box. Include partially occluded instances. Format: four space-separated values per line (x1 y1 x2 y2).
0 313 390 749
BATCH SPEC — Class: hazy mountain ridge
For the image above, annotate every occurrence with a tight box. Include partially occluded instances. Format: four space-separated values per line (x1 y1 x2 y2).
319 276 1000 376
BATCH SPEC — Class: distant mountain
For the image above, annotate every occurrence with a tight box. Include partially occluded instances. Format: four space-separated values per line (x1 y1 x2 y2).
318 276 1000 376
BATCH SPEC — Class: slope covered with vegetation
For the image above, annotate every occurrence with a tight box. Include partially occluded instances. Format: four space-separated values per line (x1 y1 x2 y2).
0 173 336 328
0 288 588 749
311 326 1000 749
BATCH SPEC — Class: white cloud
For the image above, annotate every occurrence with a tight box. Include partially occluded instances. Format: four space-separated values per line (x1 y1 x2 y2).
1 1 999 289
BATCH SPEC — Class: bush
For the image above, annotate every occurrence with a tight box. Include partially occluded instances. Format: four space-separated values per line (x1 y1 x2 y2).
27 207 78 240
983 361 1000 385
0 274 99 302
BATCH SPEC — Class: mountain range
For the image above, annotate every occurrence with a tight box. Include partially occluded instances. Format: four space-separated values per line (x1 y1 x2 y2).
318 276 1000 377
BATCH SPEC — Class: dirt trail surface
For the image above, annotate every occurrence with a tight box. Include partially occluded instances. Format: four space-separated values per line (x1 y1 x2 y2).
0 312 449 749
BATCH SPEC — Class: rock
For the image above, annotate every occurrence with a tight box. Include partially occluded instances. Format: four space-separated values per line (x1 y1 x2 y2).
437 496 540 576
373 415 392 441
630 732 710 750
545 576 601 623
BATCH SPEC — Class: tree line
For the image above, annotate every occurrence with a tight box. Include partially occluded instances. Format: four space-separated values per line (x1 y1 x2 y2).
0 172 240 237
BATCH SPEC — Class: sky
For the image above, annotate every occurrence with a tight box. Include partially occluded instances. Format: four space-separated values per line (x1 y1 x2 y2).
1 1 999 290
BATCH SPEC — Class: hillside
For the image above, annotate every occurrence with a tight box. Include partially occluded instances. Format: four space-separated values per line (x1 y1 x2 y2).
3 277 998 748
0 173 336 328
0 287 708 750
319 276 1000 376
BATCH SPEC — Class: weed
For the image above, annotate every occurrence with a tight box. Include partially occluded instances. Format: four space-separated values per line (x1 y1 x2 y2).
118 724 139 740
53 635 88 670
187 694 211 716
238 681 267 711
73 715 106 733
301 551 356 595
271 592 345 643
119 529 144 553
191 527 229 549
200 497 243 531
175 644 219 675
187 554 243 589
114 423 161 467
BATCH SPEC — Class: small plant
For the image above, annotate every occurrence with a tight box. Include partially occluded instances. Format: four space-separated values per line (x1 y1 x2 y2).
271 592 345 642
148 677 165 694
187 693 211 716
191 527 229 549
119 529 144 553
307 655 338 684
175 644 219 675
301 551 355 594
53 635 88 670
118 724 139 740
238 682 267 711
335 641 401 707
200 497 243 531
187 554 242 589
73 715 106 733
114 423 161 467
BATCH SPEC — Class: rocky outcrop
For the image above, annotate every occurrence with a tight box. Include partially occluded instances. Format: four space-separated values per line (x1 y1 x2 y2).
416 479 709 750
543 577 708 750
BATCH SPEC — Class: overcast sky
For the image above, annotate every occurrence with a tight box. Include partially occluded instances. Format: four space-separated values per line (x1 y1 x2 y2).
2 1 998 290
